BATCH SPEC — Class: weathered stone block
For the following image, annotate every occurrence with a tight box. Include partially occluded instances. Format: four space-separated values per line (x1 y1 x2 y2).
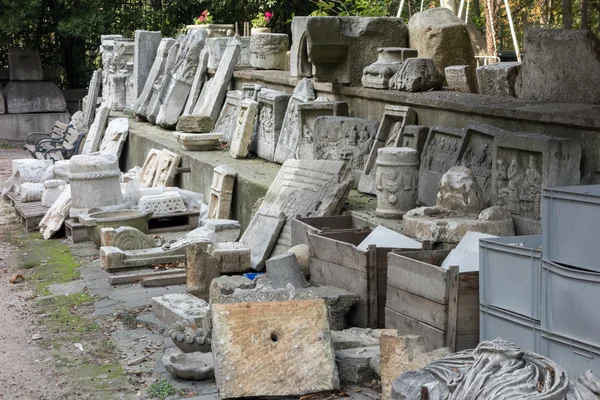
214 90 242 143
250 89 291 162
249 33 289 70
3 81 67 114
380 334 430 400
476 62 520 97
211 299 339 398
208 275 255 304
208 165 236 219
229 99 258 159
175 132 222 151
151 293 211 327
362 48 418 89
445 65 477 93
389 58 443 92
336 346 380 383
186 240 220 301
8 48 43 81
175 115 213 133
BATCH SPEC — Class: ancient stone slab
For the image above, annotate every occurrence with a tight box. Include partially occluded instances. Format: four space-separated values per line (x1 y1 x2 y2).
477 62 521 97
516 28 600 104
8 48 43 81
20 182 44 202
152 149 181 187
313 117 380 185
146 39 180 124
175 132 222 151
133 30 163 98
39 185 71 240
81 102 111 155
376 147 419 218
362 48 418 89
193 35 242 124
398 125 429 154
69 153 124 217
336 346 380 383
176 115 213 133
250 89 291 162
418 127 465 206
186 240 220 301
407 8 476 78
492 128 581 234
132 38 177 117
182 48 210 115
240 209 286 270
305 17 408 85
99 118 129 158
151 293 210 327
41 179 67 207
265 253 310 290
389 58 444 92
455 121 497 207
185 219 241 244
11 159 52 192
214 90 242 143
209 275 255 304
211 300 339 398
358 106 416 195
100 226 158 250
240 83 262 101
290 17 312 78
380 334 430 400
163 348 214 381
208 165 236 219
250 33 289 70
229 99 258 159
139 149 161 188
156 29 208 128
445 65 477 93
3 81 67 114
139 191 187 215
206 36 251 70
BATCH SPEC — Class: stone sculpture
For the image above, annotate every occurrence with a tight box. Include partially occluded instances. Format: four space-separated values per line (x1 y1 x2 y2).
166 319 212 354
207 165 236 219
362 48 418 89
107 39 135 111
138 149 161 188
39 186 71 240
389 58 444 92
250 89 291 162
249 33 289 70
375 148 419 218
152 149 180 187
229 99 258 159
213 90 242 143
98 118 129 158
100 35 122 100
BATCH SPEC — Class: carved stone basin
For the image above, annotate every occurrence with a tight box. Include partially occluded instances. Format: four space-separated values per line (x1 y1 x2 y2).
79 210 153 247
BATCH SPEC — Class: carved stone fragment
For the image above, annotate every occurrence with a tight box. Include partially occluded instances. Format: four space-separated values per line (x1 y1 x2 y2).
81 102 111 155
39 186 72 240
362 48 418 89
207 165 236 219
175 132 222 151
138 191 187 215
250 89 291 162
186 240 220 301
445 65 477 93
375 147 419 218
99 118 129 158
389 58 444 92
249 33 289 70
152 149 181 187
229 99 258 159
20 182 44 202
100 226 159 250
213 90 242 143
41 179 67 207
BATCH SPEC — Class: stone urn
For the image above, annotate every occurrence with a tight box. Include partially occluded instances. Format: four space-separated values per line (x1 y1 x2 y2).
79 210 153 247
251 27 271 34
186 24 235 38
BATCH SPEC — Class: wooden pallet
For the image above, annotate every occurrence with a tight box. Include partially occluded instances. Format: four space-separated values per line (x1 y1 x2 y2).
65 211 200 244
7 192 49 232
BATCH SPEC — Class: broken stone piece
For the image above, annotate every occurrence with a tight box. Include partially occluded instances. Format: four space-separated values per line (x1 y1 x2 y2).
375 147 419 218
332 328 396 350
229 99 258 159
100 226 159 250
209 275 255 304
185 240 220 301
138 191 187 215
81 102 111 154
362 48 418 89
436 166 483 215
185 219 241 243
41 179 67 207
476 62 521 97
175 115 214 133
175 132 222 151
265 253 310 290
167 318 212 354
39 186 71 240
162 348 214 380
287 244 310 279
20 182 44 202
249 33 289 70
211 299 339 398
389 58 443 92
214 89 241 144
208 165 236 220
336 346 380 383
151 293 211 328
98 118 129 158
444 65 477 93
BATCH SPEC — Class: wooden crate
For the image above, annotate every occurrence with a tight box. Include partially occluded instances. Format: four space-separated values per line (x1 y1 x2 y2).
308 228 398 329
291 214 375 246
385 250 479 351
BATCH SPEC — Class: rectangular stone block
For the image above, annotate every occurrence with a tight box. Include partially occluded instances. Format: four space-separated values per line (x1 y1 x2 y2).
8 48 43 81
445 65 477 93
214 90 242 143
151 293 210 329
229 99 258 159
134 30 163 98
211 299 339 398
476 62 520 97
3 81 67 114
250 89 291 162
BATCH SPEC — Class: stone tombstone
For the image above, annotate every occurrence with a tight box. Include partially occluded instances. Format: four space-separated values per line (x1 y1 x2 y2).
290 17 313 78
207 36 251 70
211 300 339 398
229 99 258 159
186 240 220 301
272 78 316 163
454 121 498 207
407 8 476 78
249 33 289 70
182 47 209 115
362 48 418 89
250 89 291 162
418 126 466 206
213 90 242 143
376 147 419 218
81 102 111 155
156 29 208 128
193 35 242 125
312 116 380 185
389 58 444 92
8 48 43 81
152 149 181 187
146 39 181 124
492 129 581 235
208 164 237 219
241 83 262 101
133 38 177 117
3 81 66 114
444 65 477 93
515 28 600 104
138 191 187 215
358 105 417 195
68 153 124 217
99 118 129 158
477 62 521 97
139 149 161 188
305 17 408 85
133 30 163 98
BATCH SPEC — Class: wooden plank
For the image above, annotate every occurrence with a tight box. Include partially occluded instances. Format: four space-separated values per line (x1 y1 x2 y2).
456 289 480 335
387 252 449 304
385 285 448 330
318 230 371 246
384 308 445 351
141 273 186 287
367 244 378 328
108 268 185 285
445 265 459 351
308 232 368 273
391 249 451 265
459 271 479 291
456 333 480 351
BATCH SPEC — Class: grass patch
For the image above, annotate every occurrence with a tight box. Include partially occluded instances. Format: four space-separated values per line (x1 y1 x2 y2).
147 379 177 400
37 292 98 337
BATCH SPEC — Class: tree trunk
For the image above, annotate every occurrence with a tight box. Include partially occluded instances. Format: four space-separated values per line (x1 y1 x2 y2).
562 0 573 28
484 0 500 56
581 0 589 29
473 0 481 18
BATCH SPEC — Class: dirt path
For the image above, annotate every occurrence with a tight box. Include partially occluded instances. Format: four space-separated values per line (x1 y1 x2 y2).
0 147 72 400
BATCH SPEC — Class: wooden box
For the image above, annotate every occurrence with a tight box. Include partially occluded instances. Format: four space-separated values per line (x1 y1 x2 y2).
291 214 375 247
385 250 479 351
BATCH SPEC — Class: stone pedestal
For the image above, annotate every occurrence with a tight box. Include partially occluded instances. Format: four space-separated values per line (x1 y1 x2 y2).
375 147 419 218
249 33 289 70
362 48 418 89
68 153 124 217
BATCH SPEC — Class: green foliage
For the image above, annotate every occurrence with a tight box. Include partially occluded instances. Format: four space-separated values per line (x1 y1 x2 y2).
147 379 177 400
309 0 394 16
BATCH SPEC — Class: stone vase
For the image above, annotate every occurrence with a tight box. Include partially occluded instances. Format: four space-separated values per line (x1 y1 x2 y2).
251 27 271 34
186 24 235 37
375 147 419 218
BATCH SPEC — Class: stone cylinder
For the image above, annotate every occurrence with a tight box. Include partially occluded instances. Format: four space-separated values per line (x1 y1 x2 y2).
249 33 289 70
41 179 67 207
186 241 220 301
375 147 419 218
20 182 44 202
68 153 124 217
